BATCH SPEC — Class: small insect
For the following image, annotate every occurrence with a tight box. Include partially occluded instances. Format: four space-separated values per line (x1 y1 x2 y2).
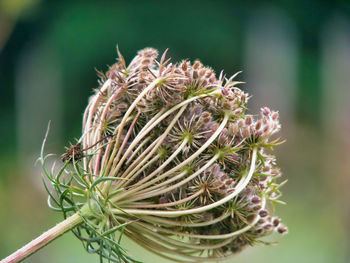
61 135 113 163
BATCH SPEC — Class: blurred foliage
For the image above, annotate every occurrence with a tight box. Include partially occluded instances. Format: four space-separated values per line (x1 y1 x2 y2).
0 0 41 16
1 0 349 146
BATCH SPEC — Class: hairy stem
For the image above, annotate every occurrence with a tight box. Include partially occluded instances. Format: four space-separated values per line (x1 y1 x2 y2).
1 212 83 263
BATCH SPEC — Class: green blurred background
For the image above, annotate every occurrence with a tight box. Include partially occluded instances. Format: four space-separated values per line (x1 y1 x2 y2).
1 1 349 262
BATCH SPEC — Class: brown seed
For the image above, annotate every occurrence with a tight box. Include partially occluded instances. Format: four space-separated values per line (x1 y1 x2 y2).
259 210 268 217
255 121 262 130
251 196 261 204
193 70 199 79
242 128 250 138
181 61 188 71
277 226 288 234
253 205 262 211
245 116 253 125
273 218 280 227
258 218 265 225
193 60 201 69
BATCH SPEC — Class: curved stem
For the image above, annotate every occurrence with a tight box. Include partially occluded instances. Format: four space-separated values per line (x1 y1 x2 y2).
123 188 204 208
125 136 150 165
93 88 123 174
141 113 229 185
129 222 234 250
130 92 213 147
108 111 141 177
100 79 162 184
120 154 160 188
111 147 258 217
112 78 162 163
102 112 141 194
98 118 132 177
129 170 187 197
132 137 189 186
118 92 215 174
116 138 161 181
83 79 111 168
113 113 229 202
126 224 237 262
125 227 201 262
110 91 218 192
127 109 166 150
1 212 83 263
122 154 219 203
138 210 230 228
85 81 111 145
113 105 187 192
130 197 265 240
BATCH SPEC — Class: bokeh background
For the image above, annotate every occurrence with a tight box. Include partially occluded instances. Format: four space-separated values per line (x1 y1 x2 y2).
1 1 349 262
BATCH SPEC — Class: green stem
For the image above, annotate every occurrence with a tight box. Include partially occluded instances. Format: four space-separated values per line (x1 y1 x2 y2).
1 212 83 263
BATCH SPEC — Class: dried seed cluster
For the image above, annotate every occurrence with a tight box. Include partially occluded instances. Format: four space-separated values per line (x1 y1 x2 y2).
50 47 287 262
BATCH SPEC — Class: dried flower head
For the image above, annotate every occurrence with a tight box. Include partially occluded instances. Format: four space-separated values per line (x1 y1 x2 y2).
43 47 287 262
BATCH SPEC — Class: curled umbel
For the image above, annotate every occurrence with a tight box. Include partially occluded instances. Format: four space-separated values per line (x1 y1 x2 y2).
53 47 287 262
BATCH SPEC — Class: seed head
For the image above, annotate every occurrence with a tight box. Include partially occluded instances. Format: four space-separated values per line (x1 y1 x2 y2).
44 47 287 262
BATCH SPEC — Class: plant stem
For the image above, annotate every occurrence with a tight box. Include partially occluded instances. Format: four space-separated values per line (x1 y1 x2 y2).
112 147 258 217
1 212 83 263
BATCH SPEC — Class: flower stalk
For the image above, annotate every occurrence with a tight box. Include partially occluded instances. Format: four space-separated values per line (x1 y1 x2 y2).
1 212 83 263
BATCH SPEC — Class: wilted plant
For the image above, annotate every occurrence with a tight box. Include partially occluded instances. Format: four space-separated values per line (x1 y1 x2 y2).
2 47 287 263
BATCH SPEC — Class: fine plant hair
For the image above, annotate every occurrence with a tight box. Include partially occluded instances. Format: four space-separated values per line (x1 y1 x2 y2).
2 47 287 263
